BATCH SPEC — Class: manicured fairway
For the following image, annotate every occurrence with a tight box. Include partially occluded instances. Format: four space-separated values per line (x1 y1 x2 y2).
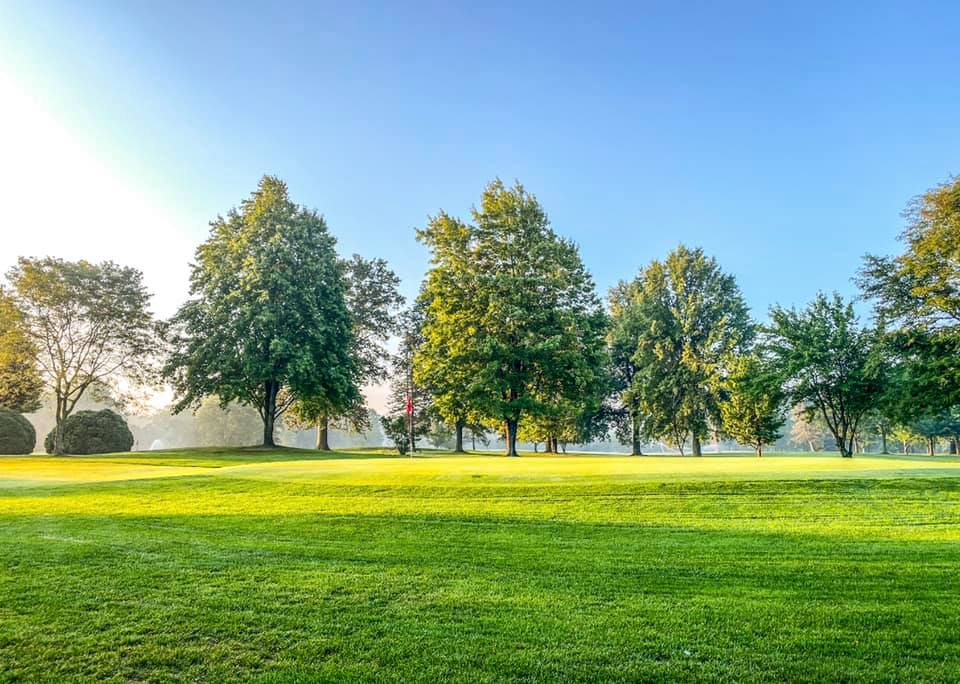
2 450 960 682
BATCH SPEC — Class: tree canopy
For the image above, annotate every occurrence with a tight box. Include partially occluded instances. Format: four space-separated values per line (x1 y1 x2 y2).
416 179 606 456
767 293 883 458
621 245 753 455
288 254 403 450
859 176 960 331
6 257 156 454
718 353 786 457
164 176 359 447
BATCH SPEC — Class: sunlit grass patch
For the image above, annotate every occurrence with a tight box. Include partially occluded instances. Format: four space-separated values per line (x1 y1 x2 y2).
2 450 960 680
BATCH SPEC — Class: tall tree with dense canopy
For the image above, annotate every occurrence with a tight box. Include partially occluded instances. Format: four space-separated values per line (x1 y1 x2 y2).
6 258 156 454
767 293 883 458
416 179 606 457
289 255 403 450
623 245 753 456
415 214 482 452
0 288 43 413
164 176 359 447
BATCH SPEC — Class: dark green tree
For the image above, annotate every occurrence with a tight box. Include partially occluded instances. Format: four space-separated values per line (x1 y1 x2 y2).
415 214 484 452
625 246 754 456
0 408 36 454
289 255 403 449
416 179 606 457
164 176 359 447
767 293 884 458
43 408 133 455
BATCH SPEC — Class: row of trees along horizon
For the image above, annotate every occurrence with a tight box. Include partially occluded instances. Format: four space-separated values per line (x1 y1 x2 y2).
2 174 960 457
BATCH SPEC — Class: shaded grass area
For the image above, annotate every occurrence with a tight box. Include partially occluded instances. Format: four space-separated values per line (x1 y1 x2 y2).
2 454 960 681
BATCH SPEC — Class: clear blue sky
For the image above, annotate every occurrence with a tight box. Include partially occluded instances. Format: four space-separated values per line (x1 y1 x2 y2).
1 0 958 321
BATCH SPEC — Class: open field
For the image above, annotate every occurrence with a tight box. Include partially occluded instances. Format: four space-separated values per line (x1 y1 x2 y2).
2 449 960 681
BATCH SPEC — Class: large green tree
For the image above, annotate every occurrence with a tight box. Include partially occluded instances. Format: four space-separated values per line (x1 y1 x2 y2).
858 178 960 451
415 214 483 452
0 288 42 413
164 176 359 447
289 255 403 450
416 179 606 457
6 258 156 454
623 245 753 456
766 293 884 458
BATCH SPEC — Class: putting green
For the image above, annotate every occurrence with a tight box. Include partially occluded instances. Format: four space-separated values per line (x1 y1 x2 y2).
3 450 960 490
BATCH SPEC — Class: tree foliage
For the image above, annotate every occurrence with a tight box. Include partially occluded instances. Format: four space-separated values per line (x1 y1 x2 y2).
416 179 606 456
607 279 648 454
289 254 402 449
767 293 883 457
0 288 42 413
859 176 960 331
622 245 753 455
6 257 156 454
0 408 36 455
164 176 359 447
43 408 133 455
718 354 786 456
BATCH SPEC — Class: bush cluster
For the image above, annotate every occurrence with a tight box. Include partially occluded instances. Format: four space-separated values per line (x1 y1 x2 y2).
45 409 134 455
0 408 36 454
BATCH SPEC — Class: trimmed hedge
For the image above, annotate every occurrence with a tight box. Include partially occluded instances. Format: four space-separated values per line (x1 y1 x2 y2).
45 409 134 455
0 408 36 454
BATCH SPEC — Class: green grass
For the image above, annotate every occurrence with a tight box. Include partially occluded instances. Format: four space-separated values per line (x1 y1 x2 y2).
2 449 960 681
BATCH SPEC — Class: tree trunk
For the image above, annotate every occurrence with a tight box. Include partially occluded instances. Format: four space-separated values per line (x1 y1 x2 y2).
262 380 277 447
54 421 66 455
53 398 67 455
949 437 958 455
880 425 888 454
691 434 702 457
316 414 330 451
454 420 465 453
505 418 519 457
756 444 762 457
544 437 553 454
631 414 643 456
928 436 936 456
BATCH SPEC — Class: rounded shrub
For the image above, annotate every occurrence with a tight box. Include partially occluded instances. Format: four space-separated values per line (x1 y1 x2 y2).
0 408 36 454
44 409 134 455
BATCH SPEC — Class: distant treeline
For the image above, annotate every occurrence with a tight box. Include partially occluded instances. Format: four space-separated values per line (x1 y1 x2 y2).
2 175 959 457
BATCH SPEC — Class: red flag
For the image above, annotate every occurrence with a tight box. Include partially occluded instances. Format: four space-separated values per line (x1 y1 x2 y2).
405 395 413 416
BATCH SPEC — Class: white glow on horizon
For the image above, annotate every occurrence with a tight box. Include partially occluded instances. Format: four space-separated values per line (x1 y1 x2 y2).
0 66 390 415
0 66 195 319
